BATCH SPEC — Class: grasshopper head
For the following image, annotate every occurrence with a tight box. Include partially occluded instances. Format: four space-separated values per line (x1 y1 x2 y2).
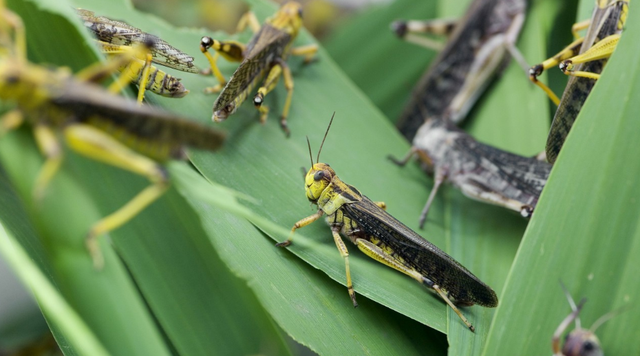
212 102 236 122
562 330 602 356
304 162 334 203
269 2 304 36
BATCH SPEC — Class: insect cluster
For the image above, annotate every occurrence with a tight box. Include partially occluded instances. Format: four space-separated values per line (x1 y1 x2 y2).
0 0 632 355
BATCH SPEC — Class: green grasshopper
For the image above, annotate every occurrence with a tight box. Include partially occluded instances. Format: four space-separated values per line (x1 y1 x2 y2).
199 2 318 136
77 8 200 102
277 115 498 332
392 0 527 141
0 7 225 268
528 0 628 163
552 283 619 356
391 117 551 227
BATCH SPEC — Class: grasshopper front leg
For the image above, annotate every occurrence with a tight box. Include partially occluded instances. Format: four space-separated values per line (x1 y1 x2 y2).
200 37 246 93
390 17 458 51
529 37 584 106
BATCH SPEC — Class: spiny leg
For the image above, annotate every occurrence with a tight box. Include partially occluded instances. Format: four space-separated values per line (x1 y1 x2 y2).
96 41 153 103
355 238 475 331
135 51 154 104
1 5 26 63
529 37 584 106
32 124 63 202
331 226 357 307
63 124 169 269
290 44 318 64
200 37 245 93
390 18 458 51
76 41 143 86
236 11 261 34
276 209 324 247
276 58 294 136
571 19 591 40
253 62 283 126
419 167 447 229
389 146 432 167
0 109 23 136
560 34 620 80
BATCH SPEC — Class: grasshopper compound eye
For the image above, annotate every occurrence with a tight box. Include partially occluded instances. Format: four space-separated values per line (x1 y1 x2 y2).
313 170 325 181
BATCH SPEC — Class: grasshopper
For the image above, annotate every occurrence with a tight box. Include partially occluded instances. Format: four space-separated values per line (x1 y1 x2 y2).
277 115 498 332
392 0 527 141
528 0 628 163
391 118 551 227
552 283 618 356
199 2 318 136
77 8 200 102
0 7 225 268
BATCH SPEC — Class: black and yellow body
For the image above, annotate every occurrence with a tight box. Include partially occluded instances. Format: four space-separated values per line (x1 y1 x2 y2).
528 0 628 163
393 0 526 141
98 40 189 100
0 7 224 268
200 2 318 136
77 8 199 102
279 161 498 332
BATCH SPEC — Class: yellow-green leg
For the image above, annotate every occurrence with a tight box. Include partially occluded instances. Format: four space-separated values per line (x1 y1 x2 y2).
200 37 246 93
32 124 63 202
390 18 459 51
331 226 357 307
529 37 584 106
236 11 261 34
253 63 283 126
290 44 319 64
0 109 23 136
63 124 169 269
355 238 475 331
276 209 324 247
560 34 620 80
135 51 153 104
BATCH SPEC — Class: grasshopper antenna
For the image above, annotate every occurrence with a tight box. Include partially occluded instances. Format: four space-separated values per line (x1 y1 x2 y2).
317 112 335 163
560 280 582 329
306 136 314 167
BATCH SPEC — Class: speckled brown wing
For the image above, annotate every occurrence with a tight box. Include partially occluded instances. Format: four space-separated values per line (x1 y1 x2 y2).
77 8 199 73
340 192 498 307
212 24 291 112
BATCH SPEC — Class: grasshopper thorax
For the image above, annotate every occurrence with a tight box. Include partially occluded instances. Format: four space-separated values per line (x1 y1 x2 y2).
268 2 304 37
304 163 334 203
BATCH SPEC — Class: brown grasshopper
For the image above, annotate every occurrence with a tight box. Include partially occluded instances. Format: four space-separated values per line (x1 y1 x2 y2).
392 0 527 141
528 0 628 163
200 2 318 136
392 118 551 227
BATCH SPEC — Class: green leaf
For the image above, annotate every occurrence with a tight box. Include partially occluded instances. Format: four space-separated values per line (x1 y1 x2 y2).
1 0 292 355
483 1 640 355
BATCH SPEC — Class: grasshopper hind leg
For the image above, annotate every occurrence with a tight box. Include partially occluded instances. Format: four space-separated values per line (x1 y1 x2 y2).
63 124 170 269
355 237 475 331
